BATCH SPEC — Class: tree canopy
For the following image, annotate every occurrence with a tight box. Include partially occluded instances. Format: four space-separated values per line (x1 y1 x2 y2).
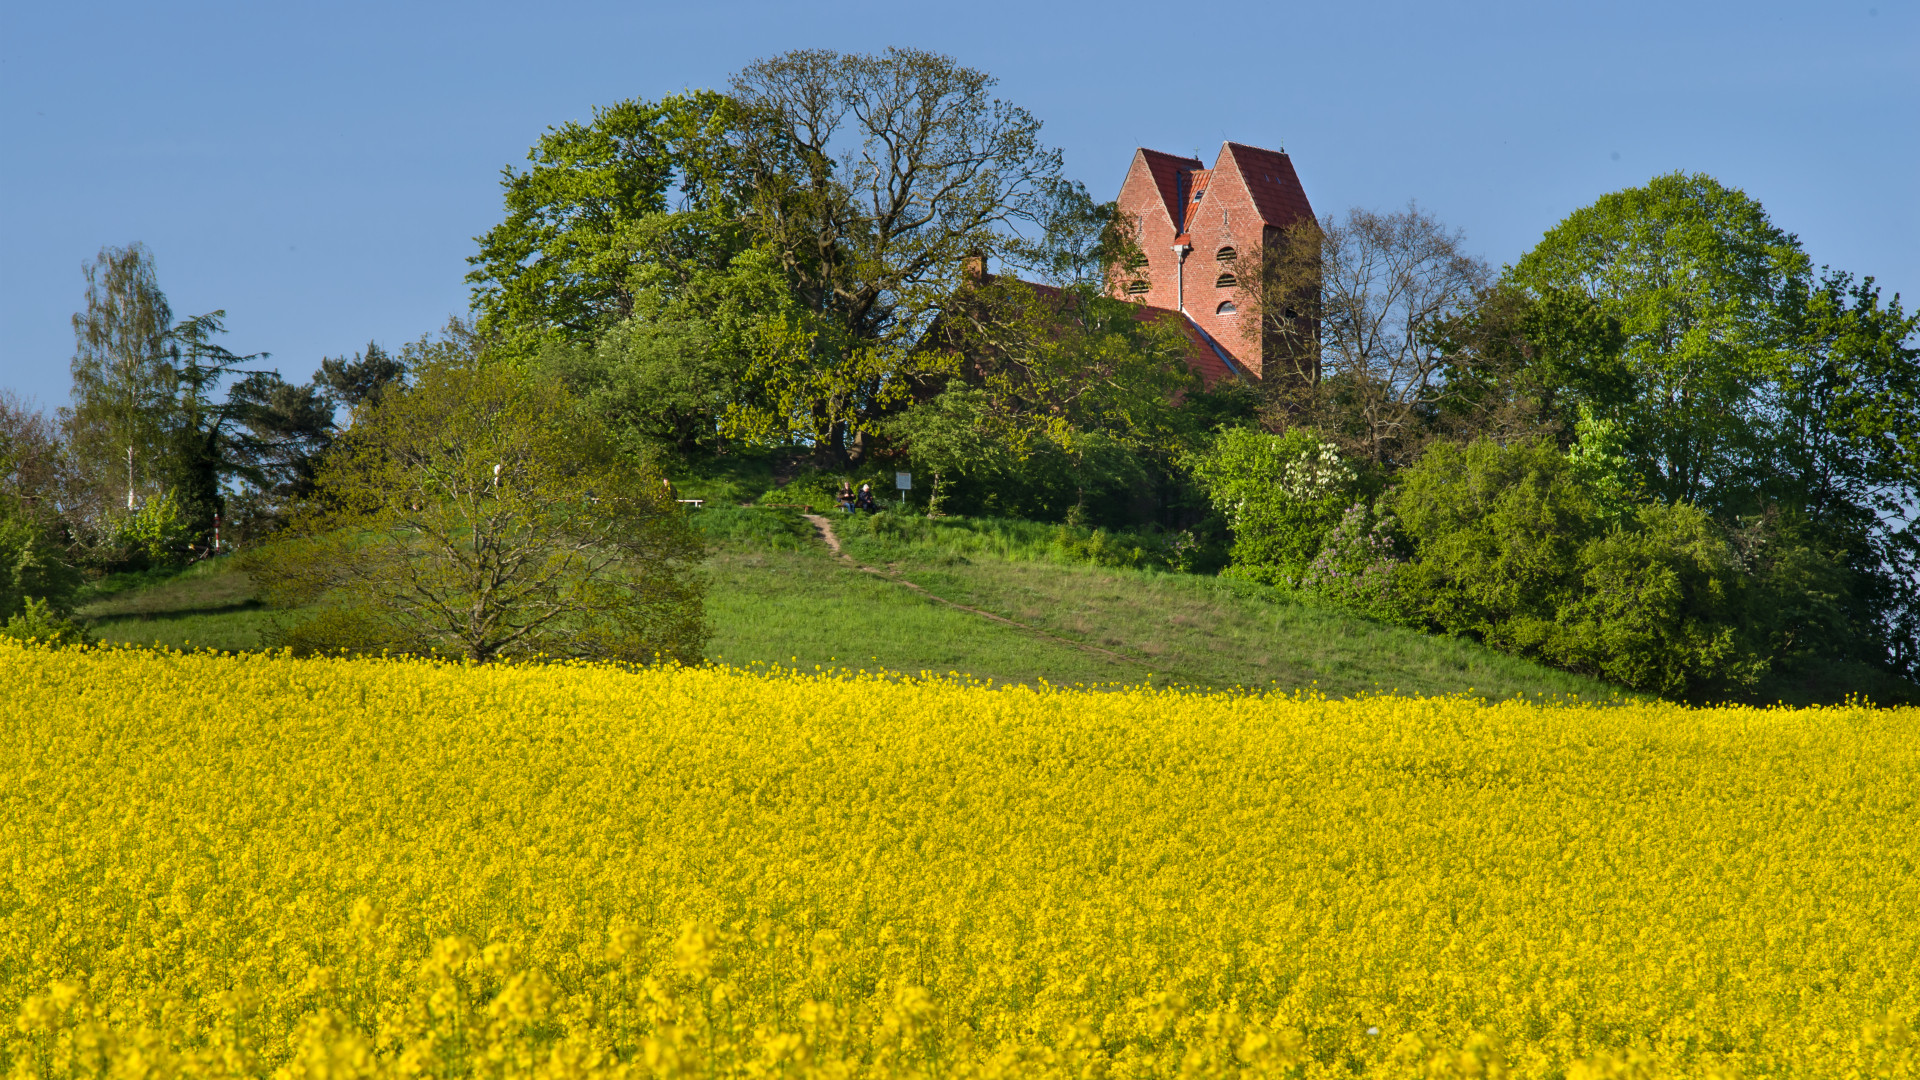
1508 173 1811 509
472 49 1105 465
468 93 742 361
249 361 707 664
21 56 1920 698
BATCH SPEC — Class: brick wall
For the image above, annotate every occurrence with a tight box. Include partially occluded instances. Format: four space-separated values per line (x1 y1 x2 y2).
1111 144 1314 382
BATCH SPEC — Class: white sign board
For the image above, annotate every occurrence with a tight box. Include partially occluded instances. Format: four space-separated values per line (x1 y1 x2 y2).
895 472 912 490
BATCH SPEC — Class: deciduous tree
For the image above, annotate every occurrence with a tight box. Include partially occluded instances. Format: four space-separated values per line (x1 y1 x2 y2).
1768 270 1920 668
907 273 1197 520
249 361 707 664
62 243 175 520
1508 172 1810 510
1430 284 1632 446
0 391 67 516
1240 206 1488 465
467 93 740 360
717 48 1073 461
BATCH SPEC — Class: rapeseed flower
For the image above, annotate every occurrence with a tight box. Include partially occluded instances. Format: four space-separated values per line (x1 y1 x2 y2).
1 640 1914 1078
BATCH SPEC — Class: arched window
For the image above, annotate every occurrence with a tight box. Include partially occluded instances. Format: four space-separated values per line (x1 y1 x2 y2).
1216 246 1237 263
1216 301 1238 315
1126 279 1150 295
1215 272 1237 289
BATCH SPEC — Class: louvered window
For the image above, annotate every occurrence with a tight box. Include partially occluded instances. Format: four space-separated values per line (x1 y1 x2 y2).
1126 279 1150 295
1215 272 1237 289
1216 246 1237 263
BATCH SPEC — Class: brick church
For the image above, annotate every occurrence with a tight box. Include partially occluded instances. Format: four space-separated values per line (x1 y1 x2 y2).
1111 142 1314 385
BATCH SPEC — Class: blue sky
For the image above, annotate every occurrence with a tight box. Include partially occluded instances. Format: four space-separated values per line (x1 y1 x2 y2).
2 0 1913 409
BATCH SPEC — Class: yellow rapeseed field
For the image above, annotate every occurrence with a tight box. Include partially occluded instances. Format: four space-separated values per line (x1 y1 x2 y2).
3 640 1917 1079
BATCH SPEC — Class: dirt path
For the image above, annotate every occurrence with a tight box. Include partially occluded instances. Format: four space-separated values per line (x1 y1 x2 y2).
802 514 1138 667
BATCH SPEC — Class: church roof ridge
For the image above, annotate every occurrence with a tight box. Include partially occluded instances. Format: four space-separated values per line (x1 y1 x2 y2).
1131 147 1205 230
1209 142 1314 227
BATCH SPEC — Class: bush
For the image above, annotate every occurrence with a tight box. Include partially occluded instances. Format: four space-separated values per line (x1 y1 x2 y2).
897 432 1160 528
1185 427 1365 586
1299 502 1409 623
1730 509 1870 670
0 510 83 620
116 490 194 567
1387 438 1764 696
248 362 708 664
1549 502 1764 696
1 596 94 647
1391 439 1596 654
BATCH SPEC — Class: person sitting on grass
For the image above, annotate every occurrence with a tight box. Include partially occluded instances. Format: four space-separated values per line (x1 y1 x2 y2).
837 484 857 514
855 483 877 513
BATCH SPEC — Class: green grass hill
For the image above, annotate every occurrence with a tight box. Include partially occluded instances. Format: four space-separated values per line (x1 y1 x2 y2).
73 506 1624 701
68 504 1919 703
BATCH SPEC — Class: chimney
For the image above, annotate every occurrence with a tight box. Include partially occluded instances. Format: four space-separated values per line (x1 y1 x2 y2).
962 250 989 284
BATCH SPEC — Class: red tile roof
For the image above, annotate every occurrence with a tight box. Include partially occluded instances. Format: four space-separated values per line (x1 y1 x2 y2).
962 277 1241 388
1132 300 1241 385
1136 148 1203 229
1174 170 1211 242
1217 142 1314 227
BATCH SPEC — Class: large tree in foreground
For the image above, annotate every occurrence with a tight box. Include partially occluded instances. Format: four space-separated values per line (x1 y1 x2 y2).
466 93 742 361
467 50 1086 464
248 362 707 663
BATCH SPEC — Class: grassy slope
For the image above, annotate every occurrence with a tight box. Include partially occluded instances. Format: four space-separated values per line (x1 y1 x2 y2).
76 558 276 652
73 507 1911 703
701 508 1622 698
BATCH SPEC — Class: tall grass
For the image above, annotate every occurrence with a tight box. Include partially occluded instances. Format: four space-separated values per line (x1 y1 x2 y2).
689 506 817 551
833 510 1214 572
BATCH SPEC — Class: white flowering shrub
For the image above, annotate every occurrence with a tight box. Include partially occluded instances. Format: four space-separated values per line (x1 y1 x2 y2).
1280 438 1358 502
1184 428 1365 586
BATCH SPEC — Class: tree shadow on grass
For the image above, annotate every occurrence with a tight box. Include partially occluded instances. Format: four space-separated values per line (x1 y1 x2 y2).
77 563 262 623
96 597 267 623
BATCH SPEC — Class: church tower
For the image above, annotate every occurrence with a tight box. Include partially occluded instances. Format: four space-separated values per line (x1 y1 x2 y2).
1112 142 1314 381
